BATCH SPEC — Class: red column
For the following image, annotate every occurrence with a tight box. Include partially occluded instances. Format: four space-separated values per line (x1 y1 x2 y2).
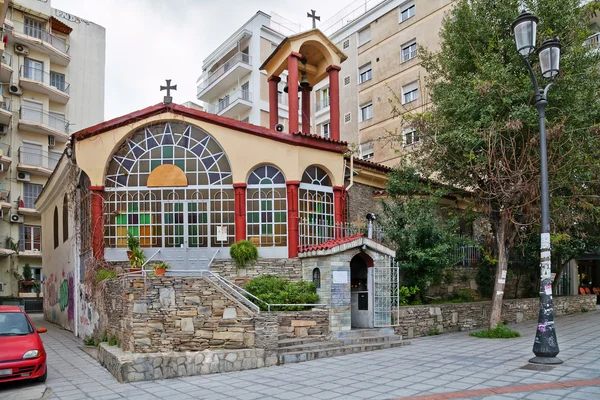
233 183 247 243
90 186 105 260
333 186 346 238
267 75 280 130
301 85 311 134
287 53 301 133
327 65 341 141
286 180 300 258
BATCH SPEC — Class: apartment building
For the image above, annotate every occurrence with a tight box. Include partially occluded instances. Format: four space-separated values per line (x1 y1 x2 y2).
196 12 304 131
0 0 105 299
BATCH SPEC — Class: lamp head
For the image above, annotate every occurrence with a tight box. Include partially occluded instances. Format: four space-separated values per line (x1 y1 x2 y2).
511 11 539 57
538 38 561 79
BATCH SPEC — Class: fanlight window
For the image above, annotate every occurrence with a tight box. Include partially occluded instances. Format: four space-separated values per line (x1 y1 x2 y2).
299 166 334 248
104 122 235 249
247 165 287 247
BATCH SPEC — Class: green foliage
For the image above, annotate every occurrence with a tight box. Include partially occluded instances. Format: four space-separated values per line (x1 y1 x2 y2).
129 247 146 268
427 328 441 336
451 289 475 303
444 269 455 284
459 273 470 283
108 335 118 346
581 306 589 313
98 331 108 343
470 324 521 339
32 281 41 297
399 286 420 306
476 255 496 299
22 264 32 281
83 336 95 346
127 232 140 251
152 262 171 271
244 274 319 311
96 269 117 282
230 240 259 269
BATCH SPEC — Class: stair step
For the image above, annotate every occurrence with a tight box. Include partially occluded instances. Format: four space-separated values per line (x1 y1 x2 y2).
278 340 344 353
278 340 409 364
339 334 403 346
278 337 327 348
333 328 395 339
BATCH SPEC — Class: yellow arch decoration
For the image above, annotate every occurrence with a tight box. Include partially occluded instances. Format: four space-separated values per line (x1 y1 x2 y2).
147 164 188 187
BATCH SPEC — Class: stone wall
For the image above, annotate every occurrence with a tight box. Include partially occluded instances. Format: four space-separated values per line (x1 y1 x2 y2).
394 294 597 339
78 278 125 342
210 258 302 284
276 311 329 337
346 182 384 224
427 266 479 297
124 277 255 353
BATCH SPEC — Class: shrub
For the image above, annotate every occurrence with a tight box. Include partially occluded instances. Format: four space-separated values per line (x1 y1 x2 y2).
127 232 140 251
427 327 441 336
460 273 470 283
452 289 475 303
108 335 119 346
230 240 259 269
443 269 455 284
244 274 319 311
399 286 420 306
470 324 520 339
22 264 33 281
96 269 117 282
83 336 95 346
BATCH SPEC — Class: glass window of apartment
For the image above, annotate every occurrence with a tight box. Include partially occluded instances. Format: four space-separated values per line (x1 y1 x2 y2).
360 142 374 160
23 183 43 209
23 58 43 82
358 27 371 47
403 128 419 146
360 103 373 122
24 17 44 39
50 71 66 92
400 2 416 22
402 41 417 62
322 122 330 139
21 142 43 167
20 225 41 252
358 63 372 84
317 88 329 111
402 82 419 104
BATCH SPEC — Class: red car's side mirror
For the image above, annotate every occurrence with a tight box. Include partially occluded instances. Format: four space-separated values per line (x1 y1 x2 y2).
37 328 47 334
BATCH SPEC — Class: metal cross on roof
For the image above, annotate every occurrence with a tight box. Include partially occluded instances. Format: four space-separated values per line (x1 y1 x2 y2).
160 79 177 104
307 9 320 29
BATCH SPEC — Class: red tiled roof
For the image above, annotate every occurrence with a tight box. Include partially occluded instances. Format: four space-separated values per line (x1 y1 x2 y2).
298 234 365 253
74 103 347 154
292 131 348 146
351 157 393 172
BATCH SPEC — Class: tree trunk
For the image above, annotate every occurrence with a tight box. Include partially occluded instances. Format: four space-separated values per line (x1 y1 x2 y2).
489 212 509 330
552 257 568 291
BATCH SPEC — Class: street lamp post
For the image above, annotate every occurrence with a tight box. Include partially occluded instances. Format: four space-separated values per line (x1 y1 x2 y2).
511 11 563 365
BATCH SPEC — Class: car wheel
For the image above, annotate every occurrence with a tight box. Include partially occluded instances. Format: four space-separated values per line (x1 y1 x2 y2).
37 368 47 383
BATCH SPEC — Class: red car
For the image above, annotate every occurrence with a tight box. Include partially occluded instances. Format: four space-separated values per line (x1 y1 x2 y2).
0 306 47 383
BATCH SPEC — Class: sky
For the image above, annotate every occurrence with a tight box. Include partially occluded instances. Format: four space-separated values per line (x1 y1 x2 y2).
51 0 354 121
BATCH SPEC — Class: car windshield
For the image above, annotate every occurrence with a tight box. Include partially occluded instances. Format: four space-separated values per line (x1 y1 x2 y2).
0 312 34 335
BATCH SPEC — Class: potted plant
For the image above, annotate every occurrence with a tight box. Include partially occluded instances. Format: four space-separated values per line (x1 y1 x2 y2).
33 281 41 297
129 247 146 274
22 264 33 285
230 240 259 274
126 232 140 261
152 262 170 276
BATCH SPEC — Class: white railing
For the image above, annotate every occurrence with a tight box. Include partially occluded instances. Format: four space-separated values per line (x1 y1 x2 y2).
320 0 386 36
269 12 304 36
205 89 252 115
20 106 69 134
10 20 70 54
585 32 600 49
197 51 251 93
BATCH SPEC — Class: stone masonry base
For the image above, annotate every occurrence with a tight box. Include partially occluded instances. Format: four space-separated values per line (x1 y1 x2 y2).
98 343 277 383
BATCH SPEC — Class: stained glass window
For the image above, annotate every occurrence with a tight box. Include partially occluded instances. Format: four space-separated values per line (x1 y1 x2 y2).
299 166 334 248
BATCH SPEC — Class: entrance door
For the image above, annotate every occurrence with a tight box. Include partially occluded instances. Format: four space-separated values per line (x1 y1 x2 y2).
350 254 373 328
160 200 214 270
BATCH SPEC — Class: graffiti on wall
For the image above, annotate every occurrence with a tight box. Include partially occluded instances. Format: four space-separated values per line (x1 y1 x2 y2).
45 271 74 322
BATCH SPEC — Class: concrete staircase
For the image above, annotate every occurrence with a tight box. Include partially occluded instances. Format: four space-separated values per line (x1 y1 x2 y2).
277 328 409 364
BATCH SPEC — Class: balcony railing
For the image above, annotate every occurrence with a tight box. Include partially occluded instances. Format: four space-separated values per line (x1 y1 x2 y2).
20 106 69 134
585 32 600 49
197 51 251 92
19 146 61 171
9 20 70 54
205 89 252 114
0 143 11 157
2 52 12 67
19 66 70 94
315 97 330 112
0 189 10 203
1 98 11 112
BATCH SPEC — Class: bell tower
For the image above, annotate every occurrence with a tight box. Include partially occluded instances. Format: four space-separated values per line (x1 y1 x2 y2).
260 29 347 141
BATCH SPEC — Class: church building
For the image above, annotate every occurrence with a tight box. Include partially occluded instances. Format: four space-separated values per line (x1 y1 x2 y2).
35 29 397 338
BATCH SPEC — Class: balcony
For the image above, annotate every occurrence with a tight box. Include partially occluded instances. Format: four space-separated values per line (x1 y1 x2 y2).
0 189 11 209
315 97 330 113
19 66 70 104
196 51 252 100
0 143 11 169
205 89 252 119
0 52 12 82
585 32 600 50
0 98 12 125
18 146 61 177
19 106 70 142
8 20 70 66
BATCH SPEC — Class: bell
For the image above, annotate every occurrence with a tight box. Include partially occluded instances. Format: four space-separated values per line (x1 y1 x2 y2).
300 71 310 88
283 85 289 93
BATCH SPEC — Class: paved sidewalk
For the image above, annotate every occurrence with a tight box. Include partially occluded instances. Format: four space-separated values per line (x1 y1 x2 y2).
0 309 599 399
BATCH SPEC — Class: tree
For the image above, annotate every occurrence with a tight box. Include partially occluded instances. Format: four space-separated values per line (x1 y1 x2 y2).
390 0 600 328
382 168 466 296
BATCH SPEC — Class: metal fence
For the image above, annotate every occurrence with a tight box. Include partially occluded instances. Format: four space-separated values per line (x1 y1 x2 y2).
299 219 386 250
197 52 251 93
20 66 71 94
19 146 61 170
20 106 69 134
9 20 70 54
205 89 252 114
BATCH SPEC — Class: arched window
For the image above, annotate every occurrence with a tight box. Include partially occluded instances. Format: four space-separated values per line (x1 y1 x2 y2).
312 268 321 288
299 166 334 247
246 165 287 247
53 206 59 249
62 194 69 242
104 122 234 249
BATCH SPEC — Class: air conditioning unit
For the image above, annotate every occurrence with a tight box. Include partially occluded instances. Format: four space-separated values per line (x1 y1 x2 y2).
14 44 29 55
10 212 23 223
0 125 8 135
17 171 30 182
9 85 22 96
48 135 55 147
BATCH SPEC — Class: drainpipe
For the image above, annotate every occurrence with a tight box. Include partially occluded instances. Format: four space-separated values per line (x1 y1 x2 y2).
345 157 354 191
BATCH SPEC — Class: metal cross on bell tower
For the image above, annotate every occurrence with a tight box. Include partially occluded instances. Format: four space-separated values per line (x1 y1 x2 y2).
307 9 320 29
160 79 177 104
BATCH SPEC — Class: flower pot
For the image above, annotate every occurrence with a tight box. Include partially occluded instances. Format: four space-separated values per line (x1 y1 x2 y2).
129 267 142 275
126 250 134 261
155 267 166 276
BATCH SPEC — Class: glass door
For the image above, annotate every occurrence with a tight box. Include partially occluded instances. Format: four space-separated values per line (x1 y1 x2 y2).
163 201 185 248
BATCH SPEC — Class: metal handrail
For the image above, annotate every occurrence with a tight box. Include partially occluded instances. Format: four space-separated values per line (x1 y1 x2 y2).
1 98 12 112
19 106 69 134
18 146 61 170
140 249 162 272
197 51 251 92
585 32 600 48
19 66 70 94
205 89 252 114
9 20 70 54
0 143 11 157
315 97 330 112
2 52 12 67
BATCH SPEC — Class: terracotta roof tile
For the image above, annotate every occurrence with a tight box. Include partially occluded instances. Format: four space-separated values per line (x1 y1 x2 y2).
292 131 348 146
298 234 365 253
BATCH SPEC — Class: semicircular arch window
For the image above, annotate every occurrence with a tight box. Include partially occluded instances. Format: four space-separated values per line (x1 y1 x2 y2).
299 165 334 248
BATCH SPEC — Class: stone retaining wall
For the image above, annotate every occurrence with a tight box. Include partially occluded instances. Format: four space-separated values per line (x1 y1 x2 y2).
277 310 329 337
394 294 596 338
209 258 302 283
